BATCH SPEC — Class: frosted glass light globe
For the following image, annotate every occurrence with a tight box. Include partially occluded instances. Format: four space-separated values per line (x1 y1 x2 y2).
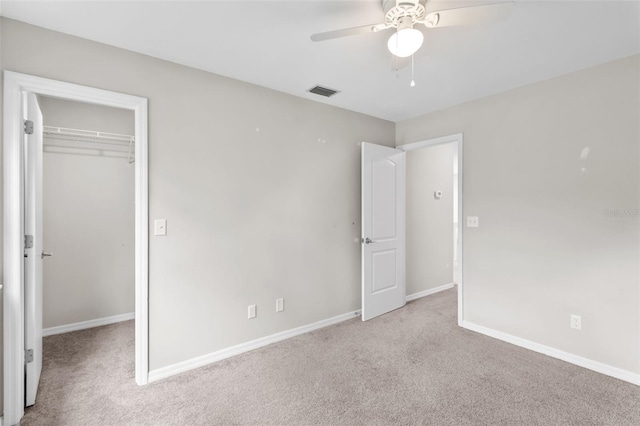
388 28 424 58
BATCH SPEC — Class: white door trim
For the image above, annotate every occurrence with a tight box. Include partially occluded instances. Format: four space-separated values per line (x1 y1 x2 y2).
3 71 149 425
396 133 464 326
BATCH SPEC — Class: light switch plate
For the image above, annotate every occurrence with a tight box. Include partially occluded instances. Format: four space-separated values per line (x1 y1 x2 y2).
248 305 257 319
276 298 284 312
466 216 479 228
154 219 167 236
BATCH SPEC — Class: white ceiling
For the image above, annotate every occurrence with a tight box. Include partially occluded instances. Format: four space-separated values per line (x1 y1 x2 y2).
1 1 638 122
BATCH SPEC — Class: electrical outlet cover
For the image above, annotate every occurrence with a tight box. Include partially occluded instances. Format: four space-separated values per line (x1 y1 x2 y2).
570 314 581 330
466 216 479 228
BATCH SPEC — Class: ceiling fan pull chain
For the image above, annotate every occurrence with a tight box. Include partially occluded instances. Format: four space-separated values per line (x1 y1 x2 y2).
393 26 400 77
410 54 416 87
395 26 399 57
394 40 399 74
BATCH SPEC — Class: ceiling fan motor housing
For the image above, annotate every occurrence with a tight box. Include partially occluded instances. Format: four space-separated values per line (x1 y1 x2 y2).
383 0 427 27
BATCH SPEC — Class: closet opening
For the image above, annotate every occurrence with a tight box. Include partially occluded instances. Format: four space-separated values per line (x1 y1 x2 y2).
27 96 136 411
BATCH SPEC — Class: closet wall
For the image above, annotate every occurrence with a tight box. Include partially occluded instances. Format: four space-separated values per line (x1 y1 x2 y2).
39 97 135 329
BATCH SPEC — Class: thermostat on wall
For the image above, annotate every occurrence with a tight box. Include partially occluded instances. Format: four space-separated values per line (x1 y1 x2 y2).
434 191 443 199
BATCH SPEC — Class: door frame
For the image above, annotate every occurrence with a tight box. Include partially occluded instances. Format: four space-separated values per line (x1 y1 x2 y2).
3 71 149 425
396 133 464 326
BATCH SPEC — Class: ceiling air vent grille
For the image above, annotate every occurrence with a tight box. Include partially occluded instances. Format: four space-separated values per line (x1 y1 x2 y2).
308 85 339 98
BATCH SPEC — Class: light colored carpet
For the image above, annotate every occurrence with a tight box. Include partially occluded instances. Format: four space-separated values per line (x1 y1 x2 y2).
22 289 640 425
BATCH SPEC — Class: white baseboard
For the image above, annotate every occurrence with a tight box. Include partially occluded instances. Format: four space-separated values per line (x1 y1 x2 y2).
462 321 640 386
43 312 135 337
148 309 361 383
406 282 454 302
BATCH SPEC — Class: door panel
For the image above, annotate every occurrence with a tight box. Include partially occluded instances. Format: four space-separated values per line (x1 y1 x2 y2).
372 250 397 294
362 142 406 321
24 92 44 407
372 159 397 240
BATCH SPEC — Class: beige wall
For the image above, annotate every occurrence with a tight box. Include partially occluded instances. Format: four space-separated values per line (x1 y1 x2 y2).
0 18 395 376
397 54 640 374
0 14 4 412
39 97 135 328
406 143 454 295
40 97 134 135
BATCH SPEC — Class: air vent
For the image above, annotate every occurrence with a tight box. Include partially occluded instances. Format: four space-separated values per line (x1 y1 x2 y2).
308 85 339 98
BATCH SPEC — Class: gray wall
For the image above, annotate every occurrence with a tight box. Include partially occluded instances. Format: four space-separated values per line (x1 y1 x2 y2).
397 54 640 374
0 18 395 376
39 97 135 328
0 14 4 412
406 144 454 295
40 97 134 136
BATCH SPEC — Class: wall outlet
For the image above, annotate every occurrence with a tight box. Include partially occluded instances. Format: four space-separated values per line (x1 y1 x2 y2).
466 216 479 228
276 298 284 313
570 314 581 330
248 305 257 319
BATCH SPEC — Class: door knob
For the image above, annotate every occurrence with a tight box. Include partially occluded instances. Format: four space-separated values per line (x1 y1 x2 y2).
41 251 53 259
364 238 375 244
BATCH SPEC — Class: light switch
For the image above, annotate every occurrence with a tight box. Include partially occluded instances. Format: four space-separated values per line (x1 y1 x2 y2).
466 216 479 228
154 219 167 236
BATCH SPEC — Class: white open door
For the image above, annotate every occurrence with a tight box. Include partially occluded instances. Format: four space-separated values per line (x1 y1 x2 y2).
361 142 406 321
24 92 44 406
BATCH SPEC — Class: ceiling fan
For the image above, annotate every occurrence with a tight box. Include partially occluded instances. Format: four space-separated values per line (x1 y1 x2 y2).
311 0 514 59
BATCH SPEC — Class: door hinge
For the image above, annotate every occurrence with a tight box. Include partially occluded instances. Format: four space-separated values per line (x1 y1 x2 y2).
25 349 34 364
25 234 34 249
24 120 34 135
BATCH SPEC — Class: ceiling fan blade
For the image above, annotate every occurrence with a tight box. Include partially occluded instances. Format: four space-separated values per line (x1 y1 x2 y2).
423 1 514 28
311 23 389 42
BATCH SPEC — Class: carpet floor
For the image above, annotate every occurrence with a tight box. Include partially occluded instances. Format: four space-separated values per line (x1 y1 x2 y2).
22 288 640 425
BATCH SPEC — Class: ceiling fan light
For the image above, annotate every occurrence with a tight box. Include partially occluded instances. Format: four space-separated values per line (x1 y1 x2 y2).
387 27 424 57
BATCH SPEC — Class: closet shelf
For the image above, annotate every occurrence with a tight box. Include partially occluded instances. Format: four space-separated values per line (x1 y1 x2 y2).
43 126 135 163
43 126 134 146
